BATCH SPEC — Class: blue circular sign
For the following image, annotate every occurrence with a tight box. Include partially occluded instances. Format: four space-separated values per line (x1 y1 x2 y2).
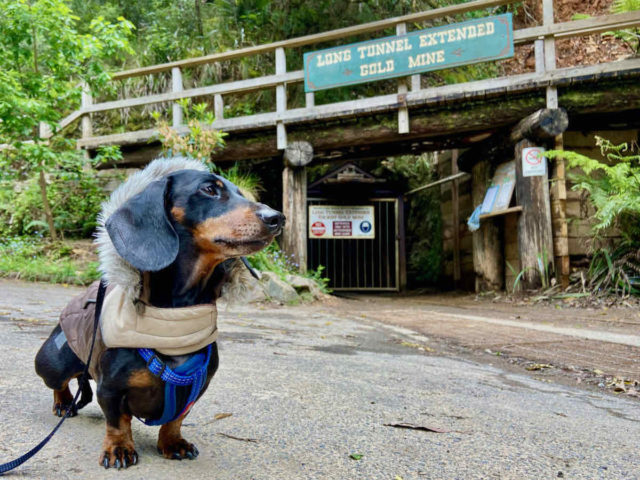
359 220 372 233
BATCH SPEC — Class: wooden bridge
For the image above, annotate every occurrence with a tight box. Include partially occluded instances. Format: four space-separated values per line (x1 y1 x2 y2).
52 0 640 292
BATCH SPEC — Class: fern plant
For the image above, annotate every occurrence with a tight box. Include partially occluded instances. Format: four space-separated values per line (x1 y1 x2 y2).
604 0 640 53
546 136 640 241
547 137 640 297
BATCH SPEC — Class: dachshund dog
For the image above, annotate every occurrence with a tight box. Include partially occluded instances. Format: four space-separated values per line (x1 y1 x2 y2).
35 161 284 469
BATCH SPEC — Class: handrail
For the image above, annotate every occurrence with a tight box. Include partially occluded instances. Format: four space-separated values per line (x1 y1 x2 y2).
111 0 514 80
60 11 640 120
514 10 640 44
52 1 640 147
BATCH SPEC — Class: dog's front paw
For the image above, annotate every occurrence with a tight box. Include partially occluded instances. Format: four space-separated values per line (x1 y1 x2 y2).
99 443 138 469
157 438 199 460
53 402 77 417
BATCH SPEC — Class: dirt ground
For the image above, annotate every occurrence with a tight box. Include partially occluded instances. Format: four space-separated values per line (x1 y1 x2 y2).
314 292 640 400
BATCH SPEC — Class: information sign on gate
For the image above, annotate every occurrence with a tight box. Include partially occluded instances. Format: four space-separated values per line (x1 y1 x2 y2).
304 13 513 92
309 205 375 239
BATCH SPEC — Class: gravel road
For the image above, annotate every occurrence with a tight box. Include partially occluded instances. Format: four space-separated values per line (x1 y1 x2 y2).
0 279 638 479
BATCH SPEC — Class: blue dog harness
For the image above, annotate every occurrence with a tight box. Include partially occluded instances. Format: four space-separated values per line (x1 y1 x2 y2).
137 344 213 425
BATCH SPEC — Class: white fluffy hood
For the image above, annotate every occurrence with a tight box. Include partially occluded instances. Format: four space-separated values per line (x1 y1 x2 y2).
94 156 251 303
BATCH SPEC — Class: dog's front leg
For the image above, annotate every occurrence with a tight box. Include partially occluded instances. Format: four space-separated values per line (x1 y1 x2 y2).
97 389 138 469
157 413 199 460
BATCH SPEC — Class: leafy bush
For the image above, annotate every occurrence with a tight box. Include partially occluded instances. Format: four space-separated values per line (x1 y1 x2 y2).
547 136 640 297
547 136 640 241
0 165 109 239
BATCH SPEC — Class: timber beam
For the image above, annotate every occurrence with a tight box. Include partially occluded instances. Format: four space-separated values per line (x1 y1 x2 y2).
458 108 569 172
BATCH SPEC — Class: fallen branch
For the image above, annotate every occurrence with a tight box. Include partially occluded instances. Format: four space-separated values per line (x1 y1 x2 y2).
383 423 449 433
216 432 259 443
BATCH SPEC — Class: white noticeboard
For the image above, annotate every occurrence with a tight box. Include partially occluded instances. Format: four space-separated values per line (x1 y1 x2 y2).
522 147 547 177
308 205 375 239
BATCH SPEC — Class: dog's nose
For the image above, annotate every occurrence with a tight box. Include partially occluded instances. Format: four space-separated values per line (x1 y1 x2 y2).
257 208 286 234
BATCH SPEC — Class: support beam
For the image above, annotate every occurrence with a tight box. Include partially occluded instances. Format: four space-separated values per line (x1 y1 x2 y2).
471 160 504 292
549 133 570 288
514 138 554 290
282 164 307 272
458 108 569 172
283 141 313 167
510 108 569 143
451 149 461 286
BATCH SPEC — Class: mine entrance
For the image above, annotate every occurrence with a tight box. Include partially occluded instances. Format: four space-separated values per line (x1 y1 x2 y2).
306 164 404 291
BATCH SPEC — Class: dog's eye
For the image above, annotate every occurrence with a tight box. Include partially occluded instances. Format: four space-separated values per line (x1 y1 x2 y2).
201 184 220 197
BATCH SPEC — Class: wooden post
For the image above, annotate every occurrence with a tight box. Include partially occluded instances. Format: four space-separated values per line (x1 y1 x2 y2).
305 92 315 108
282 166 308 272
451 149 461 286
550 133 570 288
543 0 558 108
471 160 504 292
514 138 554 290
171 67 183 127
214 94 224 120
396 23 410 134
81 82 92 139
275 47 287 150
282 141 312 272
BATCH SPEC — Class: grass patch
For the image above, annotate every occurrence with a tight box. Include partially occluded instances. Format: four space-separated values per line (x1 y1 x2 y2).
0 237 100 285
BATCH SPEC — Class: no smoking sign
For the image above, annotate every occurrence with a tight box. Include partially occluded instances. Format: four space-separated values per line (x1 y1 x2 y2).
521 147 546 177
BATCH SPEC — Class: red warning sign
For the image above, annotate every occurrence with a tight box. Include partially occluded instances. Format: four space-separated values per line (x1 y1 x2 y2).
521 147 546 177
311 221 326 236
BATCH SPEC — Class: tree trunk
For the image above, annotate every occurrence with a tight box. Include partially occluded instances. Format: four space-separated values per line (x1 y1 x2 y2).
38 167 57 241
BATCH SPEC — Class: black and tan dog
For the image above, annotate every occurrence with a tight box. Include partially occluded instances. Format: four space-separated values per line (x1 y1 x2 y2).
35 158 284 469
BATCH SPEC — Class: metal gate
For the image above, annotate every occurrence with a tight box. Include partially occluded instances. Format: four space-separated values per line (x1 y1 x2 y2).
307 198 399 291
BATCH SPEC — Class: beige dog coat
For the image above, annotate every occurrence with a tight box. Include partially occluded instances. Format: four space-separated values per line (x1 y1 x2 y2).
100 286 218 356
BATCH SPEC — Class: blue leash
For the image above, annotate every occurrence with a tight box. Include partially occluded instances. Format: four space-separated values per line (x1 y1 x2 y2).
0 279 107 475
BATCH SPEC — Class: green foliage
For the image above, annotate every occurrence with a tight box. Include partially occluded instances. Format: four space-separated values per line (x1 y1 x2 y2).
0 0 134 239
546 136 640 240
547 136 640 297
153 99 226 162
0 237 100 285
0 0 134 139
247 241 329 292
604 0 640 53
0 165 109 238
375 154 442 285
587 243 640 297
507 249 554 292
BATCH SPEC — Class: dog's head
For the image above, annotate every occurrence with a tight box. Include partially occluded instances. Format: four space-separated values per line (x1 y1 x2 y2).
105 169 284 272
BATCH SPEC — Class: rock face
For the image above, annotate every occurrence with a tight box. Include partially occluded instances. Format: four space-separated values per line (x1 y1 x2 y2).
260 271 299 303
285 274 326 300
230 271 326 304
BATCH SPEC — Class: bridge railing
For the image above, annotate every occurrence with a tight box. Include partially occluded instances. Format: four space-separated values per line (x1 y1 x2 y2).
52 0 640 151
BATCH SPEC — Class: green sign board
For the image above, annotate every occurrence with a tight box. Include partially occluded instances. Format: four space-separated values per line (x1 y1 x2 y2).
304 13 514 92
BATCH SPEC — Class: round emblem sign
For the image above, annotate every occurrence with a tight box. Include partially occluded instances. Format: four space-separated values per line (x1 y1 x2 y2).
311 221 326 236
525 148 543 165
359 220 372 233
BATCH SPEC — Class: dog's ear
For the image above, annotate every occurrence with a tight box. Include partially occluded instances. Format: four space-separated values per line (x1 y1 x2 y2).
105 178 179 272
